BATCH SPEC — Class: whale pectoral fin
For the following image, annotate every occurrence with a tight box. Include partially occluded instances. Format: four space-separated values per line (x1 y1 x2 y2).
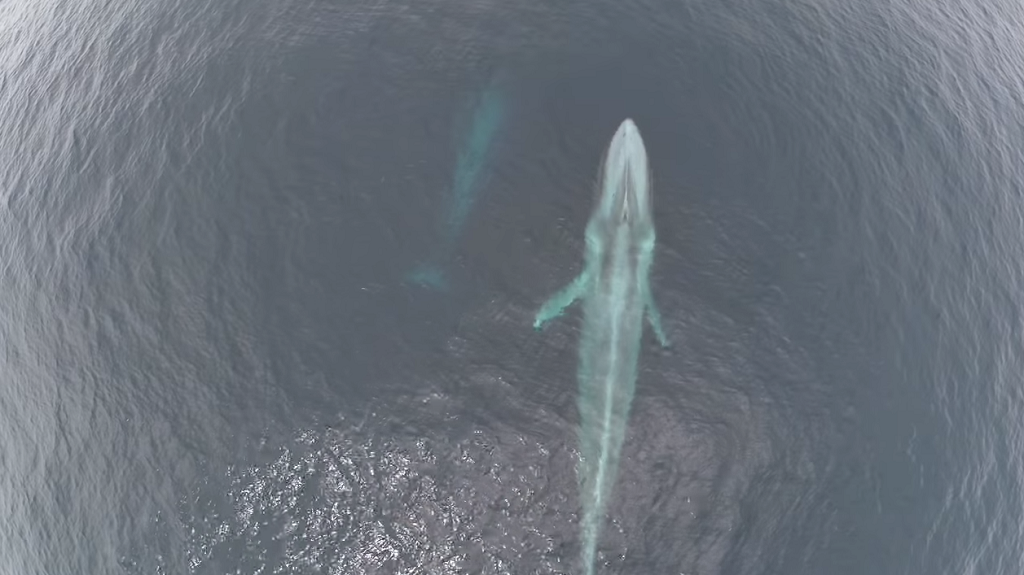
644 285 669 348
534 272 589 331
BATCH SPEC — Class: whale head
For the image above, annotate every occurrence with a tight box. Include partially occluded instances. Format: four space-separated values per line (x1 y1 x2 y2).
589 119 653 248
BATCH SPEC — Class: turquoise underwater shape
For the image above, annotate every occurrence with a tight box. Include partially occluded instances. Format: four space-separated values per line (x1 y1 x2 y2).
407 76 507 290
534 119 668 575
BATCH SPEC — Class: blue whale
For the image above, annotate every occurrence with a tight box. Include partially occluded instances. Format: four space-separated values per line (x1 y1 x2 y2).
409 77 506 290
534 119 668 575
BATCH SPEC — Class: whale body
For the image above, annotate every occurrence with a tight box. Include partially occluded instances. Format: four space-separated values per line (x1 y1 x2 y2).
534 118 668 575
409 77 506 290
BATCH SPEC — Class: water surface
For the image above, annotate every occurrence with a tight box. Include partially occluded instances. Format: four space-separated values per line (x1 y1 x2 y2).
1 0 1023 573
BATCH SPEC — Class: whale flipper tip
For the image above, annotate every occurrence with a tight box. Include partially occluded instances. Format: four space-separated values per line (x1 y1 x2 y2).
407 264 449 291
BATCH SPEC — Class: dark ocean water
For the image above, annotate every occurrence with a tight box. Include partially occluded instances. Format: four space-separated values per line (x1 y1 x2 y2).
2 0 1024 573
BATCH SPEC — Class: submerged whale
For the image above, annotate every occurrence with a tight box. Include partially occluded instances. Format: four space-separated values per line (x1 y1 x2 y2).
534 118 668 575
408 76 507 290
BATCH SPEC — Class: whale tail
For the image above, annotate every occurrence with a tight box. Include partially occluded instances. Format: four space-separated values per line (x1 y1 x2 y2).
406 262 449 291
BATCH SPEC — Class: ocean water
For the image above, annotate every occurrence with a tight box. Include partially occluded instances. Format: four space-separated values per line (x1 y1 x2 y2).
2 0 1023 573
